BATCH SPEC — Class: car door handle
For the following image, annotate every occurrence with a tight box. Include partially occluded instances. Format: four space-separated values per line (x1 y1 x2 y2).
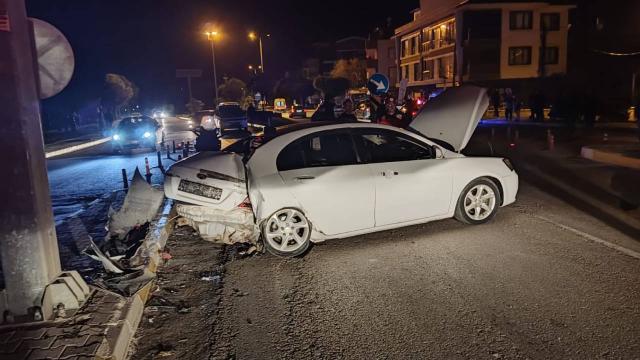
382 171 399 177
295 175 315 181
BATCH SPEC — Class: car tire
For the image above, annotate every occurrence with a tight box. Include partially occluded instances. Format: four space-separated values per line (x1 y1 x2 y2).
262 208 311 257
454 177 501 225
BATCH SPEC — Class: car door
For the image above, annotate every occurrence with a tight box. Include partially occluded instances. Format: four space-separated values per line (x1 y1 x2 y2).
353 128 452 227
277 129 375 236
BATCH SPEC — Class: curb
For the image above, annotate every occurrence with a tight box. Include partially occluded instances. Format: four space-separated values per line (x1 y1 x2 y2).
104 199 176 360
581 145 640 170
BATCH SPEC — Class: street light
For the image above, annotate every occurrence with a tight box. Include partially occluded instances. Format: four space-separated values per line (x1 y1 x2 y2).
204 30 219 105
248 31 267 73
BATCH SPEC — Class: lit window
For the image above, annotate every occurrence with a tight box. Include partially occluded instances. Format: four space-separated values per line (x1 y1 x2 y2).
508 47 532 65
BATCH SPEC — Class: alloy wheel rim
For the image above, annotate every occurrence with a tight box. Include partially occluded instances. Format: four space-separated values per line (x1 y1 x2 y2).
463 184 496 221
265 209 310 253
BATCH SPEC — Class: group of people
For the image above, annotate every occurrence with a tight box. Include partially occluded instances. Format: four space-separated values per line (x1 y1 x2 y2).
310 94 412 129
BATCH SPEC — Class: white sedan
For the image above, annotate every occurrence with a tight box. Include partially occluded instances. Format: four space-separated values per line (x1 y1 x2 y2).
164 86 518 256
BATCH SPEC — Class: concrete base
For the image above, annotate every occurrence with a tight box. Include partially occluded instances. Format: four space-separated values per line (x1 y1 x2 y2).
581 145 640 170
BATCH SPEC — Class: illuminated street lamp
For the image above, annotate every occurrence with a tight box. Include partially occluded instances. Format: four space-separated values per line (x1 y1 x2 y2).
204 30 219 104
248 31 268 73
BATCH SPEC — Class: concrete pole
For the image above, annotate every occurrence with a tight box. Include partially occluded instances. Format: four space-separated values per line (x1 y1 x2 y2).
0 0 62 318
258 36 264 73
209 38 218 105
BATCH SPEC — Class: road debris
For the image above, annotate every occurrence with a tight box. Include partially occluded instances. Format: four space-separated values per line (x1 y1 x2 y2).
176 205 259 244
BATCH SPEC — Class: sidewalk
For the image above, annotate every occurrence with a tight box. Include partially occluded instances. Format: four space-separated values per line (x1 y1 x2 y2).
0 197 175 360
490 127 640 239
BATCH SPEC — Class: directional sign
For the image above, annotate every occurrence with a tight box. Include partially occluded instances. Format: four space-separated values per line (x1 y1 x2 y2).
31 18 75 99
367 73 390 96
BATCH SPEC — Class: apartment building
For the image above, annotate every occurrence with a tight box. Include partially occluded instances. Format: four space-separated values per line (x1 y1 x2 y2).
395 0 574 92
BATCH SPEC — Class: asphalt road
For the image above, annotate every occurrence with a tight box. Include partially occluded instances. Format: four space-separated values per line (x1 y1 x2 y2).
207 182 640 359
47 116 194 224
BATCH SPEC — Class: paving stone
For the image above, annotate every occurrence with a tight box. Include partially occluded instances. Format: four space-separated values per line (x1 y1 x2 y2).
26 346 64 360
0 331 15 343
18 337 56 351
51 334 89 349
0 348 31 360
60 340 101 357
0 341 22 353
43 327 69 338
13 328 46 340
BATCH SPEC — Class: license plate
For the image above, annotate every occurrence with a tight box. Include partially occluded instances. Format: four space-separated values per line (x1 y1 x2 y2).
178 179 222 200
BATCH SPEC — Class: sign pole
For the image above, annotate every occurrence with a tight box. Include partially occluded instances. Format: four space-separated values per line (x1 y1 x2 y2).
0 0 62 319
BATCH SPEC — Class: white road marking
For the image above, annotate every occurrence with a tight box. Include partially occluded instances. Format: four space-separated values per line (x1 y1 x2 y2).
45 137 112 159
533 214 640 260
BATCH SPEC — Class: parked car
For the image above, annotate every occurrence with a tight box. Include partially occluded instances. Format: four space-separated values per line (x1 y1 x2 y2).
112 115 164 152
214 103 248 136
289 105 306 119
164 86 519 257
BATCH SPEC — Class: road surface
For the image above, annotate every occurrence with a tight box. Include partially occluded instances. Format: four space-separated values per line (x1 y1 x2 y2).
132 182 640 359
47 116 194 224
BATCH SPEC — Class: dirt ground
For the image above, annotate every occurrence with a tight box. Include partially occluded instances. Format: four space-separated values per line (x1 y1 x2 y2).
128 225 227 360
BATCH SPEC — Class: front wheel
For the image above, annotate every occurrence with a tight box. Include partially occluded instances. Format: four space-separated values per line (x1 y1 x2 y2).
454 178 501 225
262 208 311 257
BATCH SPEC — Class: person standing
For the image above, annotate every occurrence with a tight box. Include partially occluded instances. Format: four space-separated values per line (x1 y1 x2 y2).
504 88 515 122
377 97 410 128
338 98 358 122
491 89 501 118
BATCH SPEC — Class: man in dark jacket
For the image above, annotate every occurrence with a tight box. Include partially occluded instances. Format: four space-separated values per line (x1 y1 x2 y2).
338 98 358 122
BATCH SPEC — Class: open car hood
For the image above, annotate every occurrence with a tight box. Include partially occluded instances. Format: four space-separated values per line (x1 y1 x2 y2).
409 85 489 152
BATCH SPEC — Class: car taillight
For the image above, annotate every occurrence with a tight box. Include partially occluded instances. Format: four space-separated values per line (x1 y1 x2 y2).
238 196 252 209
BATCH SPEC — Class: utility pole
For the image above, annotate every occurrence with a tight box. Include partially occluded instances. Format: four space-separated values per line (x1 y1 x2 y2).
205 31 219 106
0 0 62 319
258 35 264 73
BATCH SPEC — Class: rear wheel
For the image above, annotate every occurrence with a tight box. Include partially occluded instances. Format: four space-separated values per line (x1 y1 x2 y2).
262 208 311 257
454 178 501 225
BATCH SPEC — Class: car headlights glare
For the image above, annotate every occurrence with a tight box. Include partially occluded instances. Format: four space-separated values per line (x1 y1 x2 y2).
143 131 152 138
113 134 120 141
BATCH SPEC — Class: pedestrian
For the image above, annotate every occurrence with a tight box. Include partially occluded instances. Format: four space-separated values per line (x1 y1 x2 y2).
491 89 501 118
338 98 358 122
377 96 410 128
504 88 515 122
310 77 349 122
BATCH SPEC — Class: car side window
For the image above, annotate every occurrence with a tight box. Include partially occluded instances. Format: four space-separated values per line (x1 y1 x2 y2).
277 131 357 171
354 128 433 163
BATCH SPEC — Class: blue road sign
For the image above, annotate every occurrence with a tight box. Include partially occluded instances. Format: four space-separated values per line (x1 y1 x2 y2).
367 73 390 95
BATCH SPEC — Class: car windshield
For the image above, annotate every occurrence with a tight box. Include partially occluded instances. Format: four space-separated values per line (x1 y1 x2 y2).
117 117 156 130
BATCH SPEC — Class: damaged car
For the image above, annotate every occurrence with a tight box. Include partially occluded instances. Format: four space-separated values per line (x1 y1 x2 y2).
164 86 519 257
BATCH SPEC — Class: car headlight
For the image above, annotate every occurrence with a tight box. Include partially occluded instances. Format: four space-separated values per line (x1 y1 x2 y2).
113 134 120 141
143 132 152 138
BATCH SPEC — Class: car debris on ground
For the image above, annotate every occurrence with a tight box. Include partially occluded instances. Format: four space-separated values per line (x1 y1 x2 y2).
82 169 165 296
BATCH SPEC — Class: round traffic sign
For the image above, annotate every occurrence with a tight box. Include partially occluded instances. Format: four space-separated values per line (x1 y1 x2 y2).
367 73 390 96
31 18 75 99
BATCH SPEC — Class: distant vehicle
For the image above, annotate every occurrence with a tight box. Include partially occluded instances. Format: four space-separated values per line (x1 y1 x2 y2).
193 110 216 129
274 98 287 112
152 110 168 119
214 102 248 136
112 115 164 152
289 105 306 119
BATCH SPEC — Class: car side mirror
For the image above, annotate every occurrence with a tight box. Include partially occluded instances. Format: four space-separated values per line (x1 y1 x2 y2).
431 145 444 159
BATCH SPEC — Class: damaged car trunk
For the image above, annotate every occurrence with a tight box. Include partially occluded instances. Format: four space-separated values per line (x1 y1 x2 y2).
164 150 257 243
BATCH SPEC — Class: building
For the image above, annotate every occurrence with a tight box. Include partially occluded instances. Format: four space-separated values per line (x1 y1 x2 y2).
394 0 575 95
365 39 397 86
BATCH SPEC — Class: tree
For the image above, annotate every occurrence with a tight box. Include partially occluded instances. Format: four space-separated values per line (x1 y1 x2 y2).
313 76 350 100
273 71 315 104
100 73 138 126
218 78 247 103
330 58 367 88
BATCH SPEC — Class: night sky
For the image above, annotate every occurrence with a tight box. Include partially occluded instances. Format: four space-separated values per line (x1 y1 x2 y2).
26 0 416 117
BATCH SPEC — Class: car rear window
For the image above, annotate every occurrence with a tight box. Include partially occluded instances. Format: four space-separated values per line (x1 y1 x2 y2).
217 106 245 118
